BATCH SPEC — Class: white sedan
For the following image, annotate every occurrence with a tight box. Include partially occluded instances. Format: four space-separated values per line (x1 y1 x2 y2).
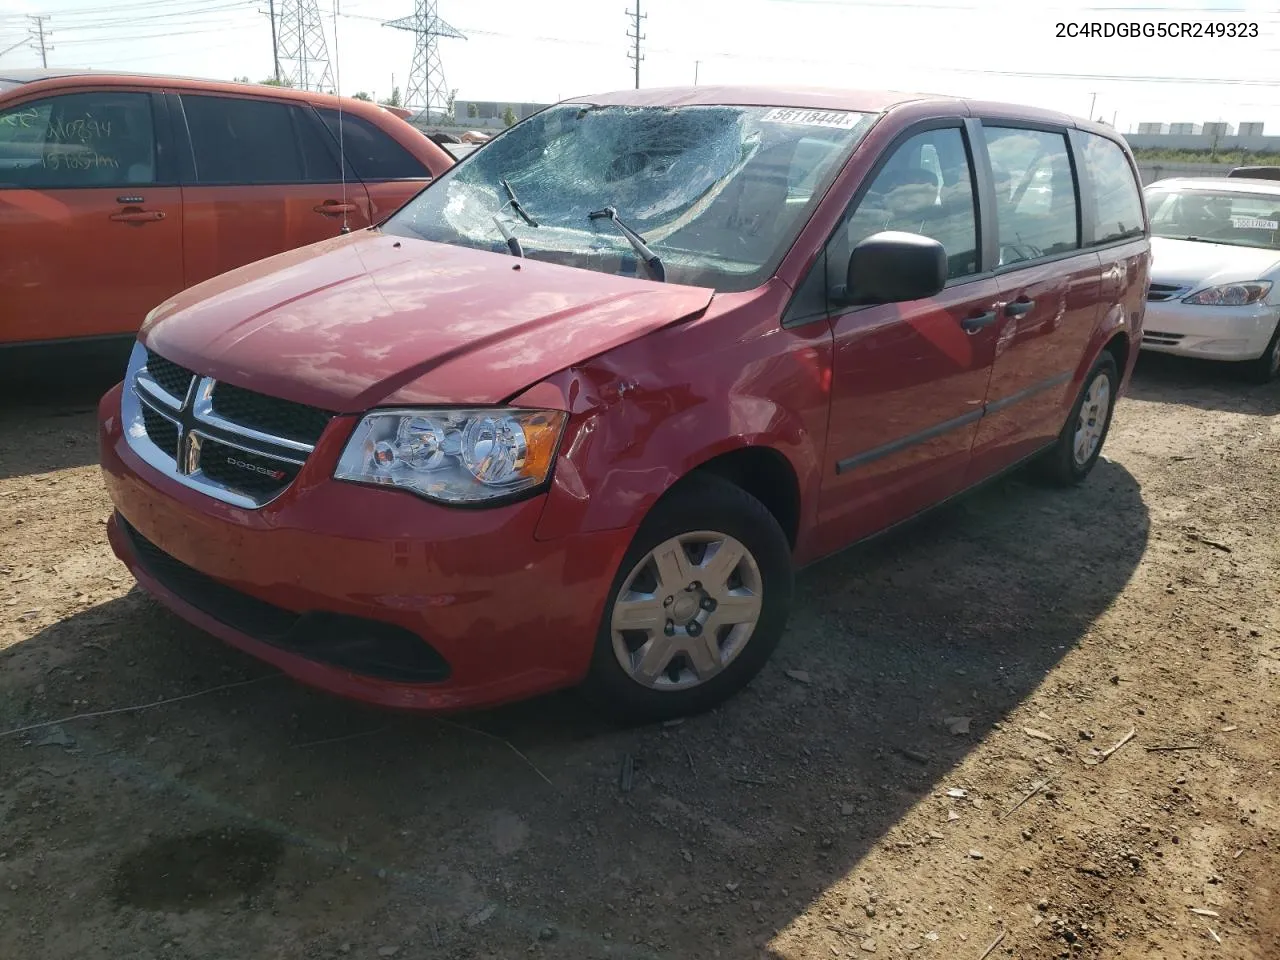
1142 177 1280 383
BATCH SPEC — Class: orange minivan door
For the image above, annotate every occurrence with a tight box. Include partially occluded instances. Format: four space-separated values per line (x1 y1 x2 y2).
314 107 436 223
0 89 184 348
172 92 372 288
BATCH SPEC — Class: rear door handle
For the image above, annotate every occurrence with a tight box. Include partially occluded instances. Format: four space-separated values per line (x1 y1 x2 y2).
314 201 358 216
109 210 166 223
1005 298 1036 318
960 309 999 334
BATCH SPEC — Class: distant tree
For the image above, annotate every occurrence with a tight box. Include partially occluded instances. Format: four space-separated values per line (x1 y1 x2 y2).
502 106 517 128
351 91 373 101
260 76 293 87
467 102 478 119
380 86 402 108
233 75 250 83
442 88 458 124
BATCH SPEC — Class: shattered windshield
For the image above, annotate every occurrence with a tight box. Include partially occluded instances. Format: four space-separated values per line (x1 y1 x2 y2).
384 103 877 291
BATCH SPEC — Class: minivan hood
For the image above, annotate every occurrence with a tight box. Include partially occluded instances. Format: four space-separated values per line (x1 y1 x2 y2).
1149 236 1280 290
141 232 715 412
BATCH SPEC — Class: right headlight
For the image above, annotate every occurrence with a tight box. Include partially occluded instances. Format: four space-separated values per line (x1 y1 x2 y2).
335 407 567 504
1182 281 1272 306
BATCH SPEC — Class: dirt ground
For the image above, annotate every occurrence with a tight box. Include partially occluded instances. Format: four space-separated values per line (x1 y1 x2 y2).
1 354 1277 960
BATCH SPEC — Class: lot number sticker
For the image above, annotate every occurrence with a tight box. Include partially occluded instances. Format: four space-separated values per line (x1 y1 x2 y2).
762 108 860 129
1230 216 1279 230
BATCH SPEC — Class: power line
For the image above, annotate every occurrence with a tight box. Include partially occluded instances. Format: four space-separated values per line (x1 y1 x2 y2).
626 0 645 89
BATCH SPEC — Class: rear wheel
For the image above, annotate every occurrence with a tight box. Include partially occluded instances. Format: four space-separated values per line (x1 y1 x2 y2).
582 473 793 722
1033 352 1118 486
1242 320 1280 384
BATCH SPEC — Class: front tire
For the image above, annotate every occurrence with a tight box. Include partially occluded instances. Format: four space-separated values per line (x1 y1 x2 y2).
1242 320 1280 384
582 473 793 723
1033 351 1118 486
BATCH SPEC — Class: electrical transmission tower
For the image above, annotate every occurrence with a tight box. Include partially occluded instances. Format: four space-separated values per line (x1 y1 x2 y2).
274 0 334 92
626 1 645 89
386 1 464 123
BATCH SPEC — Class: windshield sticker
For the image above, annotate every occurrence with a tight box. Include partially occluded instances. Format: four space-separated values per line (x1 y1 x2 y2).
761 108 861 130
1231 215 1279 230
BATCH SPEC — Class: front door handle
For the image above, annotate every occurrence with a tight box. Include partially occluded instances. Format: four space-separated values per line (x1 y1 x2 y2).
314 201 358 216
1005 298 1036 318
109 210 166 223
960 309 999 334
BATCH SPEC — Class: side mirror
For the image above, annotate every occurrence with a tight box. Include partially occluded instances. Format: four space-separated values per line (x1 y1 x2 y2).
842 231 947 305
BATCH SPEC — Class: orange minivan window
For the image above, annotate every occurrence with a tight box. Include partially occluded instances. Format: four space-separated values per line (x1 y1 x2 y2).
181 95 337 184
0 91 155 189
317 108 430 181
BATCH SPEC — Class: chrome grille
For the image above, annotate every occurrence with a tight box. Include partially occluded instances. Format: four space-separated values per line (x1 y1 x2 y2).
122 342 330 508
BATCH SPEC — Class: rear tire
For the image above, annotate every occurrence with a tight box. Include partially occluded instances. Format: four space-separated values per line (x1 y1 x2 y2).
581 473 793 723
1033 351 1118 487
1242 320 1280 384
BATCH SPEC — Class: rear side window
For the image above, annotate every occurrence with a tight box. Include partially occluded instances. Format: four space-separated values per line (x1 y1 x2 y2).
983 126 1080 265
1082 133 1144 244
181 95 338 184
318 109 428 180
0 91 155 188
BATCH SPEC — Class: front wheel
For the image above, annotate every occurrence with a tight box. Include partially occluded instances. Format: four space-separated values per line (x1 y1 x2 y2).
581 474 794 723
1242 320 1280 384
1033 351 1118 486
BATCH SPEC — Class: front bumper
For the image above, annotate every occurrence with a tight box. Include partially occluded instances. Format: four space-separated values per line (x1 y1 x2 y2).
1141 299 1280 361
98 383 635 711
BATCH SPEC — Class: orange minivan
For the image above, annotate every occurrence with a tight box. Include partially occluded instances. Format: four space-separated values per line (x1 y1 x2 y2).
0 68 453 362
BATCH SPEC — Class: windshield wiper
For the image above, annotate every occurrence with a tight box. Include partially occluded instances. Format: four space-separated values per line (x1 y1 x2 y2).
501 179 538 228
492 214 524 258
588 206 665 282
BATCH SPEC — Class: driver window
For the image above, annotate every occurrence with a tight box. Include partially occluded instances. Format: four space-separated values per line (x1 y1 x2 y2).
824 126 979 294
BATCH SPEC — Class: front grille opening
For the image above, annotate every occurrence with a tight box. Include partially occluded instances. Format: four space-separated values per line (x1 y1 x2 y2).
198 439 299 499
210 382 334 446
141 405 178 459
120 516 450 683
1146 283 1183 302
145 349 196 399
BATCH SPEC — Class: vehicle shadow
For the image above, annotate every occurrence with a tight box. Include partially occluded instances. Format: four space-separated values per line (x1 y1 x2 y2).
1127 351 1280 415
0 461 1149 959
0 370 119 480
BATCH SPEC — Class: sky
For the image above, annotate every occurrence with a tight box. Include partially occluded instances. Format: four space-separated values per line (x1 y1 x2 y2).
2 0 1280 133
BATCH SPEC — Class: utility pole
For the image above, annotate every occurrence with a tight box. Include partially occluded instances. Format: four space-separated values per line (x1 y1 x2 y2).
28 15 51 68
694 59 700 85
1088 91 1097 120
268 0 280 82
626 1 645 89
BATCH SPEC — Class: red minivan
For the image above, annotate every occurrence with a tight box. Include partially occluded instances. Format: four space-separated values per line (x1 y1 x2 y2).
0 68 453 360
98 87 1150 720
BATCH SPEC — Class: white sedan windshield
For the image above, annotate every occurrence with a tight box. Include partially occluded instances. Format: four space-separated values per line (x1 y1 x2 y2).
1148 188 1280 251
385 103 877 291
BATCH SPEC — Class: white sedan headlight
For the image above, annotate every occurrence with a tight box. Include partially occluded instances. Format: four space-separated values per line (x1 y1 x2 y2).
335 408 567 504
1182 281 1272 306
